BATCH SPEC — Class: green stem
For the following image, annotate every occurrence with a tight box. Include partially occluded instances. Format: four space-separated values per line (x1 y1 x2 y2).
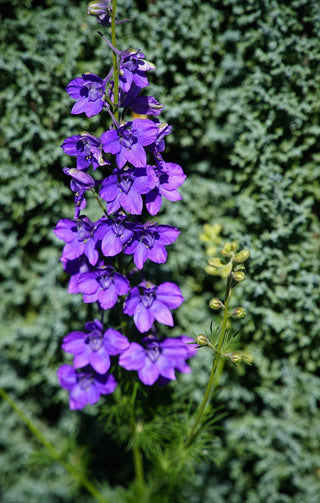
185 275 232 445
111 0 119 121
90 188 108 217
133 442 144 492
0 388 110 503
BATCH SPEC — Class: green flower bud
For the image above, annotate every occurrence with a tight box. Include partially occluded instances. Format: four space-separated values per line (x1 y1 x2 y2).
229 351 243 364
221 241 238 257
209 298 225 310
221 261 233 278
207 257 224 268
196 334 209 346
233 307 246 318
233 270 245 282
234 249 250 263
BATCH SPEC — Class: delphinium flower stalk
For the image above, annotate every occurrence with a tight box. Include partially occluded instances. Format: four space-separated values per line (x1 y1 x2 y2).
55 0 194 421
185 236 251 446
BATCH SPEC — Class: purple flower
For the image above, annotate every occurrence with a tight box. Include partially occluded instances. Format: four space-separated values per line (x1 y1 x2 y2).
146 120 172 158
116 83 164 116
99 166 157 215
94 213 135 257
61 133 105 171
66 73 106 117
77 265 129 309
118 49 155 92
124 222 180 269
101 119 158 169
57 364 117 409
145 162 186 216
119 335 194 385
62 319 129 374
123 281 184 333
63 168 95 218
53 216 99 266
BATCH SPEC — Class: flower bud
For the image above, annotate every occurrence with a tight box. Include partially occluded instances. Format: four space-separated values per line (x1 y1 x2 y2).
229 351 243 364
221 261 233 278
207 257 224 268
87 0 111 16
221 241 238 257
234 249 250 264
196 334 209 346
233 307 246 319
232 270 245 282
209 298 225 310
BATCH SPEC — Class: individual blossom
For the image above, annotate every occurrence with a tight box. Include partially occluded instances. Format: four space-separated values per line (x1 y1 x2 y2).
145 162 186 216
57 364 117 410
99 166 157 215
94 213 135 257
119 335 193 385
123 281 184 333
63 168 95 218
145 120 172 160
77 265 129 309
123 221 180 269
101 119 158 169
53 216 99 266
62 319 129 374
66 73 106 117
118 83 164 116
61 132 105 171
118 49 155 92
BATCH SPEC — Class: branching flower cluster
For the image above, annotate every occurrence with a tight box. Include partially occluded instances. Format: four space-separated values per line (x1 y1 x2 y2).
54 0 197 410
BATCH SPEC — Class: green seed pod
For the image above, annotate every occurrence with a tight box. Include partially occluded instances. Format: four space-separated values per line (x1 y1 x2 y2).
229 351 243 364
209 298 225 310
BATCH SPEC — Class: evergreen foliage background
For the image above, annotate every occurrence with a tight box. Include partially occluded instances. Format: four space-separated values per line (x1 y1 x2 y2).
1 0 320 501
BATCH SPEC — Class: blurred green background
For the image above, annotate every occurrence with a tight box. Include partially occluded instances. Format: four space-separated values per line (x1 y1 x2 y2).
1 0 320 501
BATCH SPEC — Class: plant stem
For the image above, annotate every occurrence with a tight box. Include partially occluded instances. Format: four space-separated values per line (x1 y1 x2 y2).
133 442 144 492
185 275 232 445
111 0 119 121
0 388 110 503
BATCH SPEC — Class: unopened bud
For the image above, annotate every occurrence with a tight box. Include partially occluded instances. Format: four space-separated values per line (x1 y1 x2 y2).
196 334 209 346
233 270 245 282
229 351 243 364
233 307 246 319
221 261 233 278
209 298 225 310
207 257 224 268
221 241 238 257
234 249 250 263
87 0 111 16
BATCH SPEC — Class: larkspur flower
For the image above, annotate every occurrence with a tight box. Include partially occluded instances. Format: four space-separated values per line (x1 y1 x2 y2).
123 222 180 269
146 120 172 159
62 319 129 374
99 166 157 215
57 364 117 409
118 49 155 92
119 335 194 385
63 168 95 218
119 83 164 116
123 281 184 333
53 216 99 266
145 162 186 215
94 213 135 257
77 265 129 309
61 132 105 171
66 73 106 117
101 119 158 168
